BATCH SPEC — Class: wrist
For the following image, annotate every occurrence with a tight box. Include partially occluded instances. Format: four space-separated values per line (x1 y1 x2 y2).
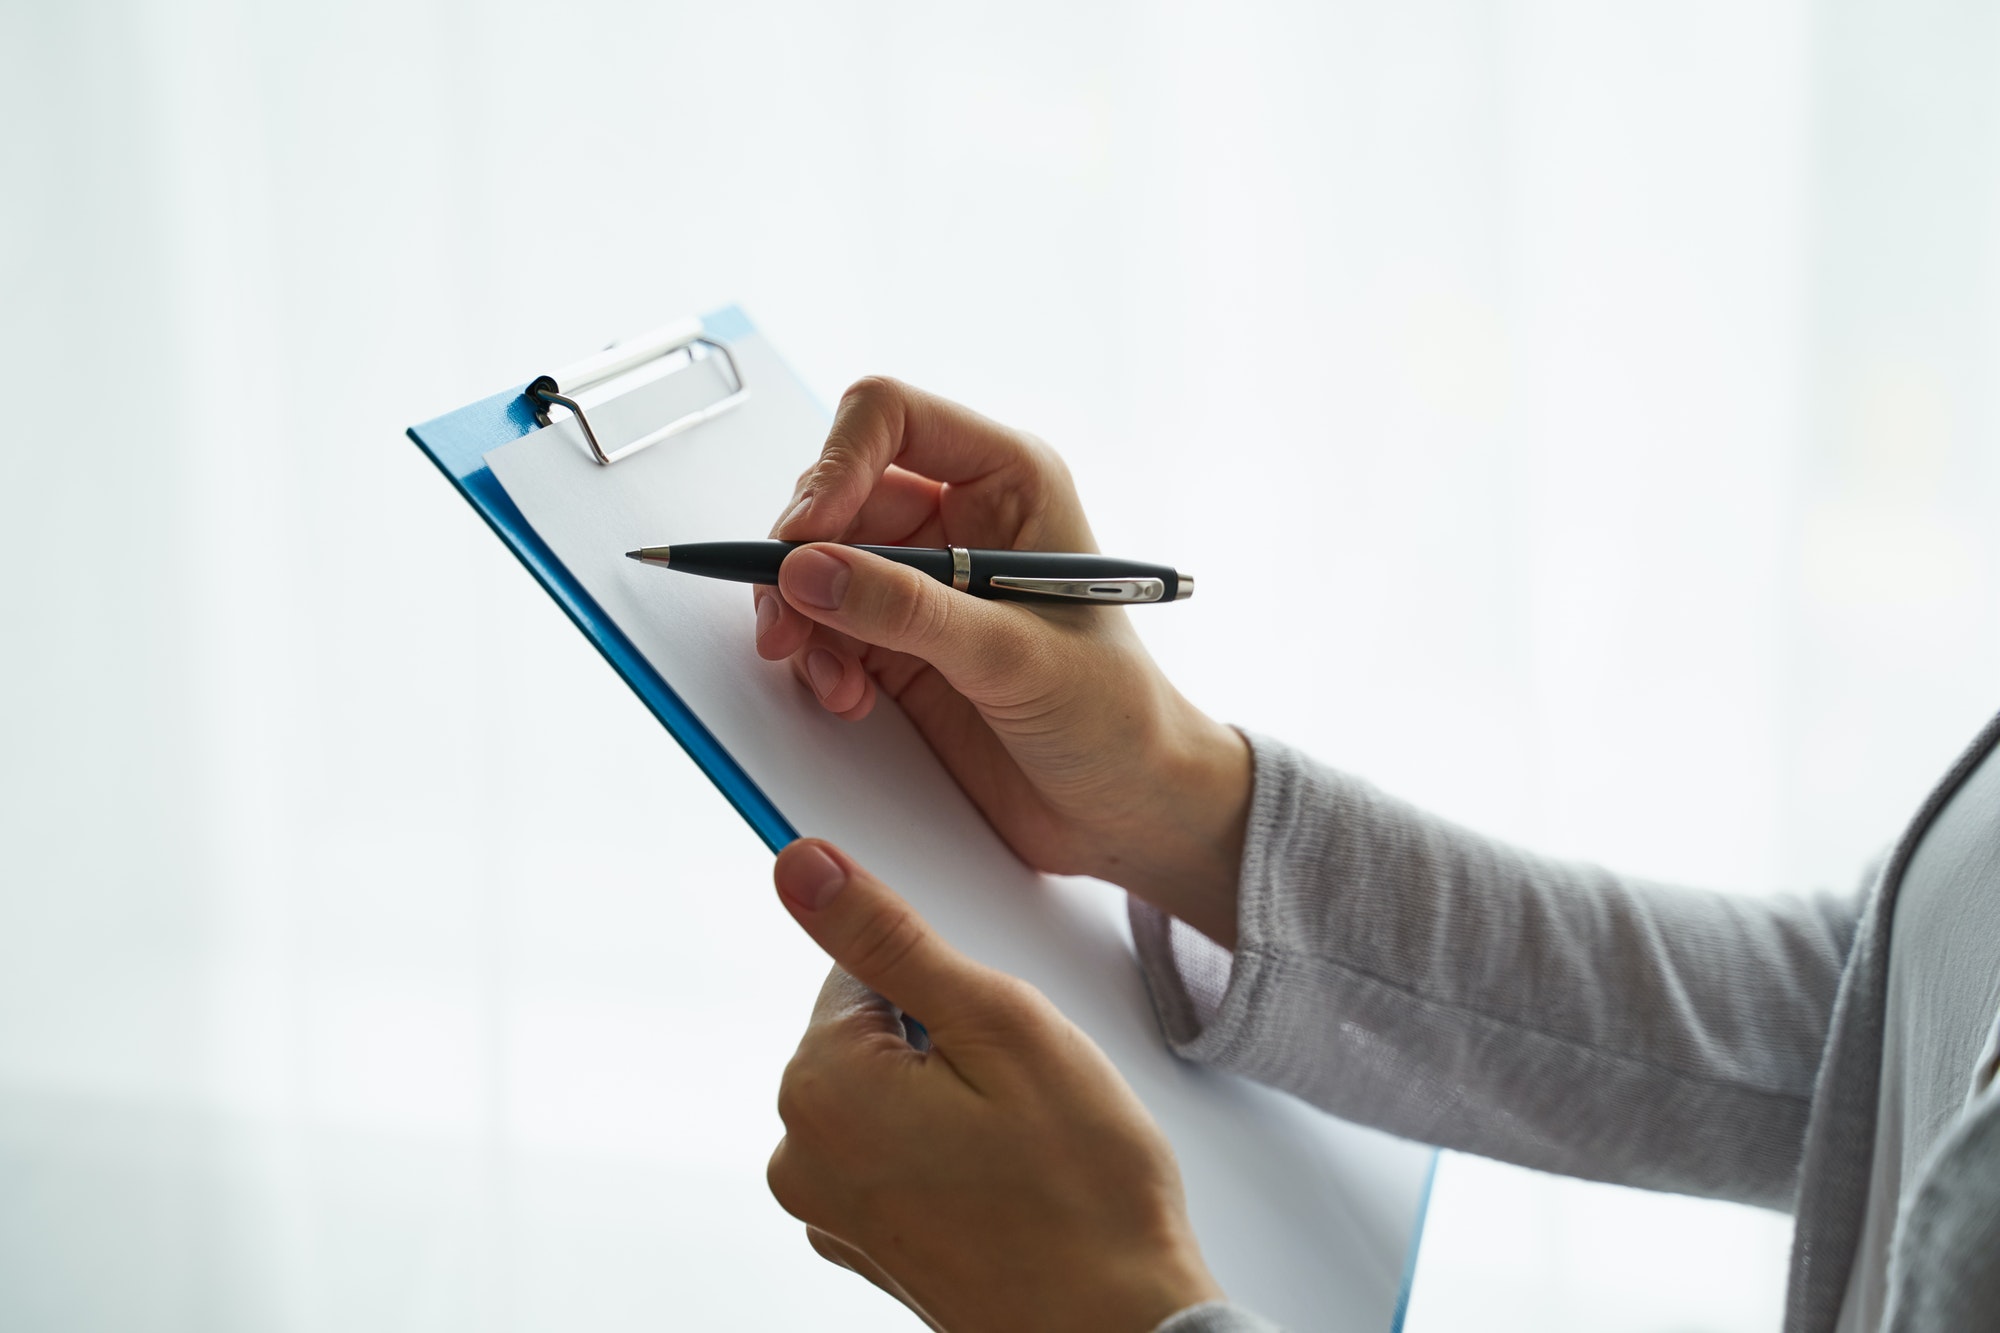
1058 1231 1223 1333
1095 700 1250 948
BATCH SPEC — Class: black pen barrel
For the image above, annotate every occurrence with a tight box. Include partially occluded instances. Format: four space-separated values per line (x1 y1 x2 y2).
850 545 959 584
659 541 957 587
650 542 1181 602
655 541 793 585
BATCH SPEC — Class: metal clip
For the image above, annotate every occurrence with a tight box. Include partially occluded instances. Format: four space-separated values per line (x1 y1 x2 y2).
527 319 749 465
986 575 1169 603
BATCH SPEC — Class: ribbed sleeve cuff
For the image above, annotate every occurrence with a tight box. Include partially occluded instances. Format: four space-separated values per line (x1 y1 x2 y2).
1150 1299 1287 1332
1129 731 1312 1074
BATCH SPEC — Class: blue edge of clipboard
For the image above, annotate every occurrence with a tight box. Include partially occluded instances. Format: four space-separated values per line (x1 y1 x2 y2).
406 305 1436 1332
408 305 799 855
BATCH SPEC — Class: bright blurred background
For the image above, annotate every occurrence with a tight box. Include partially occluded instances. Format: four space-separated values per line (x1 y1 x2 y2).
4 2 1997 1330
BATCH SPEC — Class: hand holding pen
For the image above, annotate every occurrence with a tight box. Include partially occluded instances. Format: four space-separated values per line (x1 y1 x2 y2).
736 376 1249 949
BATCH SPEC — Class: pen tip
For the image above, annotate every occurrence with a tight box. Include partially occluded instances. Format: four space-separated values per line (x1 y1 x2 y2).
624 550 643 561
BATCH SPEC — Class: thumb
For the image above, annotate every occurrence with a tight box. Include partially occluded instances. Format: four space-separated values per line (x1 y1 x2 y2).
773 839 987 1034
777 545 1042 696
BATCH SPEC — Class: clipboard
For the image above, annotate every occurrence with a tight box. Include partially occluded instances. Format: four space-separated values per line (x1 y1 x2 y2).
406 308 1435 1332
408 306 792 851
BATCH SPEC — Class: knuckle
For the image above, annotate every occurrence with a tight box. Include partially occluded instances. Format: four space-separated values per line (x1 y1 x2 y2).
822 377 905 468
814 441 865 486
774 1069 808 1131
776 1047 867 1146
984 974 1055 1032
844 906 927 988
775 1053 829 1133
840 374 901 409
1018 431 1071 483
766 1140 810 1220
987 973 1041 1011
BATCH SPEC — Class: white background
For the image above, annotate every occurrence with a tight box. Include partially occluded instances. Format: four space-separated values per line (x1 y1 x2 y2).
3 2 1997 1330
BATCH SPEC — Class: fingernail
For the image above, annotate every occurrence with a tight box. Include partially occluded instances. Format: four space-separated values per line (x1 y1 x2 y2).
780 492 813 531
807 649 842 701
786 548 850 610
754 593 780 641
778 843 846 910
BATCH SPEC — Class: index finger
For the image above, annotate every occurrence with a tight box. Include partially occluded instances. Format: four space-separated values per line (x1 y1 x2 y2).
779 377 1050 542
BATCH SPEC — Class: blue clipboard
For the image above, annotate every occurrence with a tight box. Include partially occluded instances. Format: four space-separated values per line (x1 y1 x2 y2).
406 305 795 853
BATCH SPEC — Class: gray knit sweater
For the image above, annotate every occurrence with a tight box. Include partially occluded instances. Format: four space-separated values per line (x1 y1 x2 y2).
1134 712 2000 1332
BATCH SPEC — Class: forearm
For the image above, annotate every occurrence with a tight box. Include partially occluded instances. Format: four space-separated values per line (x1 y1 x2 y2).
1133 733 1864 1209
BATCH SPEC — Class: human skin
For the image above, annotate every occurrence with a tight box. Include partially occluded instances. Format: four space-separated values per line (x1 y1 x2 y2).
766 839 1224 1332
754 376 1251 948
755 378 1256 1325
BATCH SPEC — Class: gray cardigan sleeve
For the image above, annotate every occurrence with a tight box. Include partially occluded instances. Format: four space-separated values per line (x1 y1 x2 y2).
1131 732 1862 1211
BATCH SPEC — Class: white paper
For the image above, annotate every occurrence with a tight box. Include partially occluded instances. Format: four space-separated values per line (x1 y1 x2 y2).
484 331 1433 1331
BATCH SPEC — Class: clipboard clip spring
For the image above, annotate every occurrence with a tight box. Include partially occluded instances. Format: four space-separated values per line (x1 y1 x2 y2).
527 319 749 465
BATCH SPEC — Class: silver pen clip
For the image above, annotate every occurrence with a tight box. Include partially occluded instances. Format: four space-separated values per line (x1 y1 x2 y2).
986 576 1169 603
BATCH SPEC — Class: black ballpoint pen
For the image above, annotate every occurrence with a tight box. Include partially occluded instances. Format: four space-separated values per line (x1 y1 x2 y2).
624 541 1193 604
